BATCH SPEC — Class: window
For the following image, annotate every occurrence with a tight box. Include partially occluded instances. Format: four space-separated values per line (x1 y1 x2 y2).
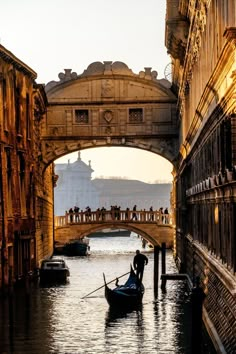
75 110 89 124
18 153 26 215
15 87 21 134
6 148 12 215
1 78 9 131
26 93 31 139
129 108 143 123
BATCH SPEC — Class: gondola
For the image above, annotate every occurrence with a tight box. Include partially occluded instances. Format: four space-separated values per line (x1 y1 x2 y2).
103 266 145 309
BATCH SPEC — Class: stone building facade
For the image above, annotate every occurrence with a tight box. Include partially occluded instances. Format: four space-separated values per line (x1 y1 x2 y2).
166 1 236 352
54 153 100 214
0 45 54 291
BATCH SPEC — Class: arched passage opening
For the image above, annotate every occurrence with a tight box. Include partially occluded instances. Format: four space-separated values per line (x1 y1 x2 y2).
53 146 175 250
53 146 174 216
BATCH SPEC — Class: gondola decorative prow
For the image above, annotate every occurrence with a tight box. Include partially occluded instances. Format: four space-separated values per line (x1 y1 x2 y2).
103 273 107 286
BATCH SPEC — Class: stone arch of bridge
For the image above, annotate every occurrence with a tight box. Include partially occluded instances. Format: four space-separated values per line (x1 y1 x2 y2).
83 224 155 245
57 222 172 248
41 61 178 169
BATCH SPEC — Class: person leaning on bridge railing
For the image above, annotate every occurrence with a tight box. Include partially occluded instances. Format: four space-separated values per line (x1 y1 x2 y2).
132 205 138 221
69 207 73 223
101 207 106 221
74 206 80 222
85 206 92 221
96 208 101 221
164 207 169 224
125 207 130 220
149 206 154 221
158 207 164 224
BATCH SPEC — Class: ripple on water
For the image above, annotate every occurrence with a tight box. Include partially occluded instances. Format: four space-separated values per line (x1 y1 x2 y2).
0 236 216 354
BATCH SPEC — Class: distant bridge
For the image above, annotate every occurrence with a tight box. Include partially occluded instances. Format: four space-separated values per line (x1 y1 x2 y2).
54 209 175 248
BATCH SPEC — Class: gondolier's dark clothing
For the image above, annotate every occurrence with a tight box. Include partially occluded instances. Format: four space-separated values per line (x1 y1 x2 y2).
133 252 148 282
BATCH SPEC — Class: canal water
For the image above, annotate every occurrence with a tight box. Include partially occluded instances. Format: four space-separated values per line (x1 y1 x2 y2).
0 234 216 354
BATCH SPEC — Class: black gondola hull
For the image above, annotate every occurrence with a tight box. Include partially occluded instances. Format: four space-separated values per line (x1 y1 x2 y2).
105 286 144 308
104 267 145 309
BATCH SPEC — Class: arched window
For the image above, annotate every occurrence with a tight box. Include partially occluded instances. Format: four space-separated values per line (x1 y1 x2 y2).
1 78 9 131
6 148 12 216
26 93 31 139
15 87 21 134
18 153 26 215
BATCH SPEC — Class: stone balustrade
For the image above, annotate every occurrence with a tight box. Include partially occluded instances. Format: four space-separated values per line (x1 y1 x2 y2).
55 209 172 227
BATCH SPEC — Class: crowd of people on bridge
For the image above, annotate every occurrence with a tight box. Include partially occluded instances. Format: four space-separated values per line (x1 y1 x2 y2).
66 204 170 224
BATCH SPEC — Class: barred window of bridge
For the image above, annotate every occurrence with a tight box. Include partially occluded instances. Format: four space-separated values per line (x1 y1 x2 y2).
75 110 89 124
129 108 143 123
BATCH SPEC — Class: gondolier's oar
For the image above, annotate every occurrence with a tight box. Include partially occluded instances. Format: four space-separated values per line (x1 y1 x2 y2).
81 270 130 299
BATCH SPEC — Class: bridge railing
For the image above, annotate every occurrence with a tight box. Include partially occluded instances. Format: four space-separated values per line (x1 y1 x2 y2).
55 209 173 227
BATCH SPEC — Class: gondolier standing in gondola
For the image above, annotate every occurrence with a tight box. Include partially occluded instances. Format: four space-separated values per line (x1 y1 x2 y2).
133 250 148 283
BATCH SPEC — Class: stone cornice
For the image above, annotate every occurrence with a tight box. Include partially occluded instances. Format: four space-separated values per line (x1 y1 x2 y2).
0 44 37 80
181 26 236 155
223 27 236 49
180 0 210 93
45 62 162 92
165 0 189 64
176 1 211 119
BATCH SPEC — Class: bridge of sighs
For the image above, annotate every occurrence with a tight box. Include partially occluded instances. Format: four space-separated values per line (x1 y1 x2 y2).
41 61 178 167
42 61 178 245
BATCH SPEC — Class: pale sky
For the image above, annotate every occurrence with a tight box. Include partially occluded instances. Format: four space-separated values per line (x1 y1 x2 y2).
0 0 173 183
56 148 173 183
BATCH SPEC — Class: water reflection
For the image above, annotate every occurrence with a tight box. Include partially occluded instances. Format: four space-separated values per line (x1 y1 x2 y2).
0 235 216 354
105 304 143 325
154 283 192 353
104 307 144 354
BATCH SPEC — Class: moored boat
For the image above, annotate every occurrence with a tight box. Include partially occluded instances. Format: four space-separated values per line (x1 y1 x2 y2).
39 258 70 284
103 266 144 309
64 237 90 256
54 241 65 255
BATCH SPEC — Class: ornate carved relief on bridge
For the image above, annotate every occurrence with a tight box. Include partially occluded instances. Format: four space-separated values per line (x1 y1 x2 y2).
42 61 178 166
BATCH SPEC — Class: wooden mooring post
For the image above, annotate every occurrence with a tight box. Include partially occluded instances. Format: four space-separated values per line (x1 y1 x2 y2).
161 242 166 290
154 245 160 298
191 277 206 353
